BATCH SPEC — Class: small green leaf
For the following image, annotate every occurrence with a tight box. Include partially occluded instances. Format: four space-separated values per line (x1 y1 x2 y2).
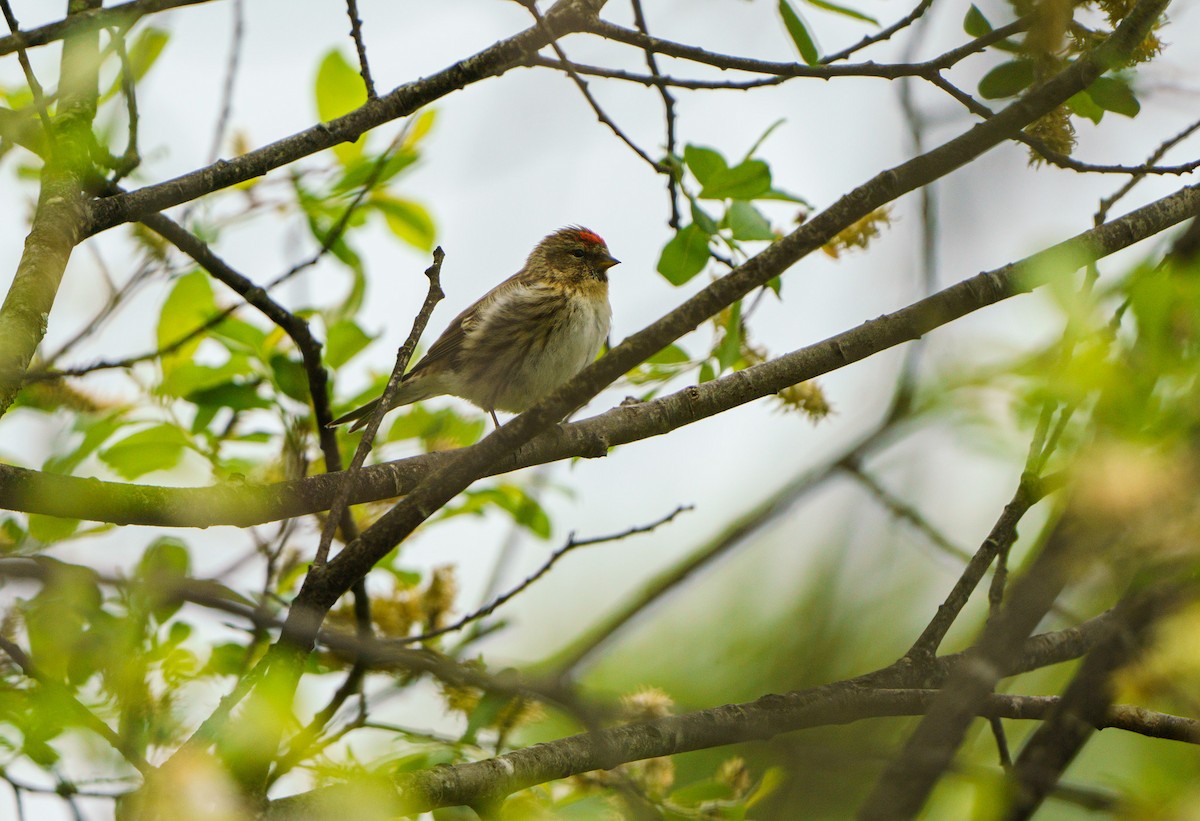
779 0 820 65
690 201 719 235
978 59 1036 99
325 319 374 369
715 300 743 373
333 150 418 195
27 514 80 544
699 160 772 200
373 194 436 251
126 28 170 82
727 200 775 241
963 5 993 37
270 355 312 403
387 405 485 449
157 271 217 374
314 49 368 163
100 28 169 103
802 0 877 26
139 537 191 580
683 144 728 185
657 224 711 285
203 642 250 677
1087 76 1140 118
158 355 255 398
211 317 268 356
99 424 191 480
43 412 127 475
1067 90 1105 124
187 381 271 412
648 344 690 365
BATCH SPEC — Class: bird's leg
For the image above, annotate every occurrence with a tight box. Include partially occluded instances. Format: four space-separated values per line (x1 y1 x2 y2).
489 409 500 428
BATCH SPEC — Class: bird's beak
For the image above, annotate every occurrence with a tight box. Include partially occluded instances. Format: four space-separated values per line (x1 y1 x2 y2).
601 254 620 270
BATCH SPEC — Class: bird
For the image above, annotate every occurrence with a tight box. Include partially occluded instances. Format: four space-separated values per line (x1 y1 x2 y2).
329 226 619 432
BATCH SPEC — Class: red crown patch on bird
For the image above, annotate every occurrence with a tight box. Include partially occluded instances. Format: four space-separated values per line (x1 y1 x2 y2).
572 227 605 246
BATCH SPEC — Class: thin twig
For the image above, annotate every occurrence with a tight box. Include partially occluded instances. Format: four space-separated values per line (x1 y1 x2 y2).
345 0 376 98
630 0 680 227
313 247 445 566
206 0 244 164
398 504 693 645
0 0 57 157
107 25 140 180
525 3 662 172
823 0 935 64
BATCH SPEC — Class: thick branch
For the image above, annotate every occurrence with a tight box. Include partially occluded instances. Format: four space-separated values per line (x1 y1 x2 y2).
3 183 1196 526
262 685 1197 820
0 1 101 415
86 0 607 233
0 0 213 58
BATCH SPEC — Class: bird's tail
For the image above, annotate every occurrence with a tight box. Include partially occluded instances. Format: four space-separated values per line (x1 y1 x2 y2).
327 378 439 432
327 399 379 432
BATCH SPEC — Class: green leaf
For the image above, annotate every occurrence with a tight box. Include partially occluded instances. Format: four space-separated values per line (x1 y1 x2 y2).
126 28 170 82
211 317 268 357
963 5 993 37
779 0 820 65
270 355 312 403
186 380 271 412
1087 75 1140 118
683 145 728 185
715 300 743 373
648 344 690 365
657 224 711 285
1067 90 1105 124
325 319 374 369
802 0 877 26
440 485 551 539
670 779 735 806
978 59 1036 99
387 405 485 449
158 355 255 398
690 201 719 235
727 200 776 241
332 149 418 195
100 28 169 103
203 642 250 677
43 412 127 475
137 537 191 621
27 514 80 544
698 159 772 200
314 49 368 163
373 194 436 251
99 424 191 480
157 271 217 375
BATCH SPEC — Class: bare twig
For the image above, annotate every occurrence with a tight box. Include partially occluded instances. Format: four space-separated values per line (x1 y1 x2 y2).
345 0 376 98
0 0 57 157
398 504 692 645
206 0 244 164
313 247 445 566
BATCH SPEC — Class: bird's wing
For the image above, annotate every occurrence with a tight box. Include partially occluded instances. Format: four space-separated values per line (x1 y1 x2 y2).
405 270 527 378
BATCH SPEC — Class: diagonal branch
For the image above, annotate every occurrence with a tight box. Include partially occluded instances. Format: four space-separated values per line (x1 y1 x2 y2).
2 182 1197 527
86 0 610 234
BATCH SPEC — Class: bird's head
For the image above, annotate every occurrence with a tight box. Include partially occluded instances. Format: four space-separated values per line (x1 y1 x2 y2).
529 226 620 282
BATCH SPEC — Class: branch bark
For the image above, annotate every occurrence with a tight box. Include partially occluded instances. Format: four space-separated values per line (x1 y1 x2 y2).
3 182 1196 525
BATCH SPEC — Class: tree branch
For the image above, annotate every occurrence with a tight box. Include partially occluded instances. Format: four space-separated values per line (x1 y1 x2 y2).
2 182 1195 526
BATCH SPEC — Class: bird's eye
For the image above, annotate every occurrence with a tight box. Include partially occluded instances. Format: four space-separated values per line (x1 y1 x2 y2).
570 249 585 258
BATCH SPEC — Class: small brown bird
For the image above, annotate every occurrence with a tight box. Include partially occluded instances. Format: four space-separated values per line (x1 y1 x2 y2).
330 226 619 431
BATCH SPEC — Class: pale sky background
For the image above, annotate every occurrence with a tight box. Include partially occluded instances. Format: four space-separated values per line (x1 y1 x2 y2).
1 0 1198 816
